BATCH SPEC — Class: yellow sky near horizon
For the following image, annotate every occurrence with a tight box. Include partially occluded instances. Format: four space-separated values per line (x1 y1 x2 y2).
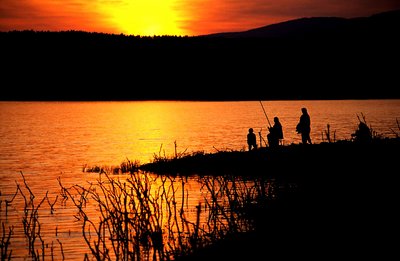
1 0 399 36
98 0 185 36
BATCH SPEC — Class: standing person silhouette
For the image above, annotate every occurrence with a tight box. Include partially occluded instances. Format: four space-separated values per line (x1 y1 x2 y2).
296 107 312 144
267 117 284 148
247 128 258 151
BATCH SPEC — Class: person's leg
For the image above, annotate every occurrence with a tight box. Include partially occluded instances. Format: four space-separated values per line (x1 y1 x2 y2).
301 134 307 144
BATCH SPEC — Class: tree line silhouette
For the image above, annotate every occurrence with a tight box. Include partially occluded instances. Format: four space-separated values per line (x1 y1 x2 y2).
1 9 399 101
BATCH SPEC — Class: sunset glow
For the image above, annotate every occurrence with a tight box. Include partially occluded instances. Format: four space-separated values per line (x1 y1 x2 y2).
1 0 399 36
99 0 185 36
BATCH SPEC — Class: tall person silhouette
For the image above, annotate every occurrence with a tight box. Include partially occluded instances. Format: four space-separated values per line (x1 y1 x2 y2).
296 108 312 144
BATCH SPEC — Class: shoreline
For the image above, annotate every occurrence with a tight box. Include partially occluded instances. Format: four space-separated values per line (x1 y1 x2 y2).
171 137 400 260
139 137 400 176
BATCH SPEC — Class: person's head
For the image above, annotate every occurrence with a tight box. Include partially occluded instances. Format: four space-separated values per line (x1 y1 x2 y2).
301 108 307 114
249 128 253 133
274 117 279 123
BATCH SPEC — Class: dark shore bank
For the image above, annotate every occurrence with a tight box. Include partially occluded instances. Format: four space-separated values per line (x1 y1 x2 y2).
144 138 400 260
140 138 399 176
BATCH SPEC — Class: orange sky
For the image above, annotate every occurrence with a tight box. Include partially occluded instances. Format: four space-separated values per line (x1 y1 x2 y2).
1 0 399 36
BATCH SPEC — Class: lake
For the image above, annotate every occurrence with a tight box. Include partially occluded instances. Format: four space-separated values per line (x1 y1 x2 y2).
0 100 399 260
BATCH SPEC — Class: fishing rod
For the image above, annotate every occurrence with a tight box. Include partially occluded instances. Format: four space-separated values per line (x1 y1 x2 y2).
259 101 272 128
258 128 268 147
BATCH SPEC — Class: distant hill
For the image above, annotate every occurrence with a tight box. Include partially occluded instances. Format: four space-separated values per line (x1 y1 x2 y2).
1 9 399 101
203 17 349 39
204 9 400 39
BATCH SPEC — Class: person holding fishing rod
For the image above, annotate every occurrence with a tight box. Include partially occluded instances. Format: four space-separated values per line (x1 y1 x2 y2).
268 117 284 148
259 101 284 148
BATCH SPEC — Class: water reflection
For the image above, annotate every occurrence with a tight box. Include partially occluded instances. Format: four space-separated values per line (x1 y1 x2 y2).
1 100 399 259
1 171 282 260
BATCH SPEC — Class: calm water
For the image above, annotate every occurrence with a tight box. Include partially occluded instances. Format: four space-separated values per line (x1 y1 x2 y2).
0 100 399 260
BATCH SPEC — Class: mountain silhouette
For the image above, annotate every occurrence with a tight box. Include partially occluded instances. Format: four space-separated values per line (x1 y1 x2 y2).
1 9 399 101
204 9 400 40
204 17 348 39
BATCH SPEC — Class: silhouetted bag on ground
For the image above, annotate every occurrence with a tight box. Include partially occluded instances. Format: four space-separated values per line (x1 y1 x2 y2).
296 123 301 133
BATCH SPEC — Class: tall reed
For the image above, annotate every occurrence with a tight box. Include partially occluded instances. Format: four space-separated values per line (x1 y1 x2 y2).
0 172 63 260
2 170 277 260
58 171 276 260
